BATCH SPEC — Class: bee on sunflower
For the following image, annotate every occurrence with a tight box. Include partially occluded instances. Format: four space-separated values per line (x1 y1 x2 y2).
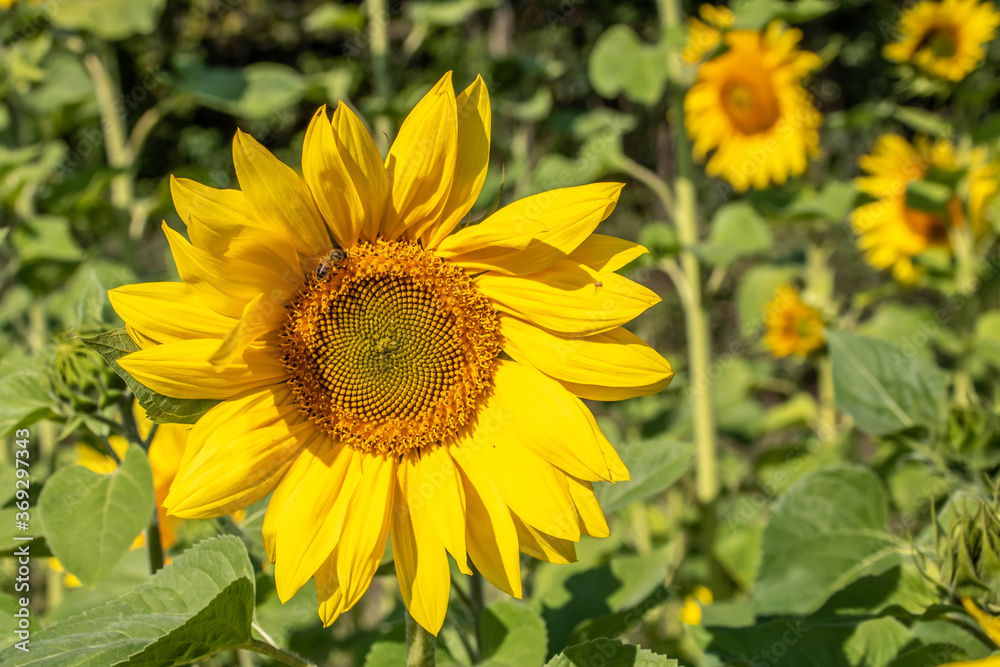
763 285 826 358
850 134 1000 284
884 0 1000 82
107 72 674 634
684 21 823 192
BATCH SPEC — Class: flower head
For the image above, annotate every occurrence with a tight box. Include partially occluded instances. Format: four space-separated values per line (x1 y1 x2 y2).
884 0 1000 82
764 285 825 358
685 22 823 191
850 134 999 283
682 4 735 64
109 72 673 634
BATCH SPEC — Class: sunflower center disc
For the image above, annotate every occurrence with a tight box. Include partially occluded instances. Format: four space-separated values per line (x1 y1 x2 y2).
720 77 780 134
919 27 958 59
280 239 501 455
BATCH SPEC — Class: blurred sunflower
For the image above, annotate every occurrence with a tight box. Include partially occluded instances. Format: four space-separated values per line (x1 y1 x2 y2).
884 0 999 82
108 72 673 634
679 585 714 625
764 285 825 358
682 4 734 63
850 134 999 283
685 22 823 191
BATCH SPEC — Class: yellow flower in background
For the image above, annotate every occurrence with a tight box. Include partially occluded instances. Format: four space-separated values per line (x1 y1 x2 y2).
764 286 825 358
850 134 1000 283
108 72 673 634
884 0 999 82
940 597 1000 665
680 585 714 625
682 4 734 63
685 22 823 192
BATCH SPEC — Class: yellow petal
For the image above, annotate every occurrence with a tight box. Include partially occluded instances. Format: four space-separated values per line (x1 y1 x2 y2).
567 234 648 272
405 445 471 574
315 547 347 627
335 454 395 608
963 597 1000 647
436 183 623 275
163 222 289 318
118 338 287 400
208 292 289 368
233 129 331 257
303 106 365 248
567 476 609 538
512 514 577 564
169 176 303 277
490 358 612 482
422 75 492 248
126 324 162 349
163 386 309 518
502 317 673 393
109 282 237 344
555 378 672 402
451 445 522 598
392 463 451 635
381 72 458 240
272 439 362 602
261 433 328 564
331 103 389 243
477 259 660 336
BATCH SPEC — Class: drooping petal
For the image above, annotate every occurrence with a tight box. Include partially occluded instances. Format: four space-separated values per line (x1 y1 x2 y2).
392 462 451 635
118 338 287 400
421 75 492 248
477 258 660 336
381 72 458 240
162 386 309 518
451 444 522 598
331 103 390 243
404 445 470 574
303 106 366 248
566 476 610 538
502 316 673 394
272 439 362 602
208 292 291 367
567 234 649 272
435 183 623 274
512 514 577 564
489 358 612 482
109 282 236 344
233 130 331 257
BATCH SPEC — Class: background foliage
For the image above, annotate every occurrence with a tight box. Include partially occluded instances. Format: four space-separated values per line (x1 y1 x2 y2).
1 0 999 665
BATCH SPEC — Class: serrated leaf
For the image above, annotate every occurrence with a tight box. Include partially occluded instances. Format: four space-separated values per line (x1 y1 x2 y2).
826 330 949 435
82 328 218 424
39 445 154 588
589 25 670 105
546 639 676 666
595 439 694 513
49 0 167 40
480 601 547 666
754 465 902 617
0 536 255 667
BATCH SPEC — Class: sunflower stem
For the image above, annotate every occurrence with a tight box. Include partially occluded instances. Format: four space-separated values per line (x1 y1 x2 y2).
405 610 436 667
659 0 719 504
365 0 393 149
817 353 837 444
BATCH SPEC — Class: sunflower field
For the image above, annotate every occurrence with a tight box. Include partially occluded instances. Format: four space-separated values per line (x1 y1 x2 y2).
2 0 1000 665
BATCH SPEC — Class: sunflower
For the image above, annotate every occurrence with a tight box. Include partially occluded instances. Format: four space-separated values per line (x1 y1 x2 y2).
850 134 999 283
763 285 825 358
682 4 734 64
884 0 1000 82
108 72 673 634
685 22 822 192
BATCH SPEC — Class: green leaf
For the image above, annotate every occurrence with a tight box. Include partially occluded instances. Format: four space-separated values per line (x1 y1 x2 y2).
546 639 676 666
732 0 837 29
0 360 57 438
480 601 547 666
49 0 167 40
826 330 949 435
698 203 773 267
595 439 694 513
736 264 798 333
364 642 407 667
905 179 953 217
173 63 306 120
844 618 913 667
39 445 154 588
589 26 670 105
82 328 218 424
0 536 255 666
754 465 902 617
408 0 501 27
894 106 953 138
0 593 38 651
704 619 856 666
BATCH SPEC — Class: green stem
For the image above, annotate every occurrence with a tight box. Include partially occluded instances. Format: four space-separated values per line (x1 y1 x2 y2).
241 638 315 667
405 610 436 667
659 0 718 504
366 0 393 146
817 354 836 443
613 153 676 218
83 48 134 222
